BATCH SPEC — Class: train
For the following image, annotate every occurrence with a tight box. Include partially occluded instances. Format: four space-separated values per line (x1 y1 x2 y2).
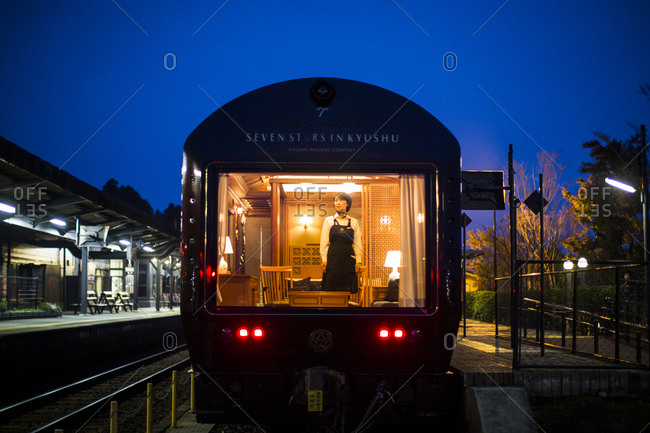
180 77 463 431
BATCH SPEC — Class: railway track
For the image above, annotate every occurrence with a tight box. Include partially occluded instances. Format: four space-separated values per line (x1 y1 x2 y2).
0 347 191 433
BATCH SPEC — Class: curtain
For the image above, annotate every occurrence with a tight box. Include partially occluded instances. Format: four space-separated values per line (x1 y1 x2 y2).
216 174 229 303
399 175 426 307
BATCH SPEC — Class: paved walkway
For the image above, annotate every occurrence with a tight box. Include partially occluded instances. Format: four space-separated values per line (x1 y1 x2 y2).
451 320 513 373
451 320 650 396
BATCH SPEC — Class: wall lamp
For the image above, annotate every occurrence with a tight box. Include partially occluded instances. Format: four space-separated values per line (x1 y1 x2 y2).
299 215 312 231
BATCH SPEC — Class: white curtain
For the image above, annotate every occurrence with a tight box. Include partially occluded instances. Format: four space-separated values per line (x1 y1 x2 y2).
399 175 426 307
216 174 229 303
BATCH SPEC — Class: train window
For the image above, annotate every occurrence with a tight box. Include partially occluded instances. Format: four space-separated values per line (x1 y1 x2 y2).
205 170 432 310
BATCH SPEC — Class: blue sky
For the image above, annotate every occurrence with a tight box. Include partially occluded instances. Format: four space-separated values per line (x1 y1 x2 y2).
1 1 649 227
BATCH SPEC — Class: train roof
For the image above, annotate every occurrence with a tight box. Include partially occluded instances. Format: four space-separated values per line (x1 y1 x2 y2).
184 77 460 170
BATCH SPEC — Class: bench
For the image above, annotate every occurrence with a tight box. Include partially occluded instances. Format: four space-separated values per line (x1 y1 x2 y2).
72 290 108 314
99 291 120 313
115 291 134 312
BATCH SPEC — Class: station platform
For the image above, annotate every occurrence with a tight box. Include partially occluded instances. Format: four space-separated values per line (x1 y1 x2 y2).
0 305 185 407
0 306 179 336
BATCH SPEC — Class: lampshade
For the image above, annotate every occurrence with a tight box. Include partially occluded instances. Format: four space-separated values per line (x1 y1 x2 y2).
224 236 234 254
384 251 401 280
384 251 401 268
218 236 234 275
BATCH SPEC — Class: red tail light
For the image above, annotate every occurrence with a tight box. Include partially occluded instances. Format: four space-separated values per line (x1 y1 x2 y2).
237 327 249 339
378 327 409 340
252 327 264 339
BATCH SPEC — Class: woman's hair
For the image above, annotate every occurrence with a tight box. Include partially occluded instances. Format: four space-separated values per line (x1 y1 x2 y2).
334 192 352 212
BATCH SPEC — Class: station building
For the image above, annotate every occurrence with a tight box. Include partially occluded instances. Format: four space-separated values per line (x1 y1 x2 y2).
0 137 180 311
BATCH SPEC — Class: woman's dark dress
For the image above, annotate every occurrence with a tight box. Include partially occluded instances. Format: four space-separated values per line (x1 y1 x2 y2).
322 219 358 293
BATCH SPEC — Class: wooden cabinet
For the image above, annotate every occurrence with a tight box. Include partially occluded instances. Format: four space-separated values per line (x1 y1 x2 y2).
216 274 258 307
288 290 350 307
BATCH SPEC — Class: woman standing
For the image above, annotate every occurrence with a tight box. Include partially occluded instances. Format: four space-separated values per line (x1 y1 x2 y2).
320 192 362 292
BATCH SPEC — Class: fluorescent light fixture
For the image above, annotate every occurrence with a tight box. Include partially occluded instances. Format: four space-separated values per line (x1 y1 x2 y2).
143 245 154 252
605 178 636 193
119 239 131 246
281 183 362 194
0 202 16 214
275 175 370 180
50 218 66 226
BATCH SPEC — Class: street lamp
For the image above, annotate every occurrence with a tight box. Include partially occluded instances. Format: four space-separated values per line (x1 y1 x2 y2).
605 178 636 193
604 125 648 261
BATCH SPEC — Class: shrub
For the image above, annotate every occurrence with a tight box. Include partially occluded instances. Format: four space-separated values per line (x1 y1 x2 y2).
37 302 61 312
0 301 7 312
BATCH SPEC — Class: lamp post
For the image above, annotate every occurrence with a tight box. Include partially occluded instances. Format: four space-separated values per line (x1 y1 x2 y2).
643 124 648 263
607 124 649 367
461 213 472 338
604 124 648 261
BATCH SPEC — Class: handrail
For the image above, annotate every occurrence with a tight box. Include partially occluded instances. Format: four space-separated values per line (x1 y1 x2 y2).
522 297 647 331
496 262 645 280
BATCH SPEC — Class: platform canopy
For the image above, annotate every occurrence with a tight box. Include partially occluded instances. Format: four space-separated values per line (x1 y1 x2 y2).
0 137 179 259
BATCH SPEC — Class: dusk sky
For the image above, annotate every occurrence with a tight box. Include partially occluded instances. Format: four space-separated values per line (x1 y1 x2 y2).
1 1 649 228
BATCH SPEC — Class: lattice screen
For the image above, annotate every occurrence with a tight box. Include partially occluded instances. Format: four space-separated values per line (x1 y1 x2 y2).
290 245 322 279
364 182 400 303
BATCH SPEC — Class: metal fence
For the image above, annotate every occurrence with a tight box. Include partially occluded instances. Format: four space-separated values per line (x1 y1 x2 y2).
0 275 42 309
464 262 650 368
511 262 649 369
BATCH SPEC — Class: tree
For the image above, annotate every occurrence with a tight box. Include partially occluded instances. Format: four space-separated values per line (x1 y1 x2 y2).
102 179 181 228
102 178 154 214
466 153 580 290
155 203 181 230
562 130 645 260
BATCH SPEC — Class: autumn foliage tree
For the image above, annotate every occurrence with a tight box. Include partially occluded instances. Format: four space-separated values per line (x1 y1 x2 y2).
466 153 580 291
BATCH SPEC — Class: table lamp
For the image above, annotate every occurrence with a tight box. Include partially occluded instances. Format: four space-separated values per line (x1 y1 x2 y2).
218 236 234 274
384 250 401 280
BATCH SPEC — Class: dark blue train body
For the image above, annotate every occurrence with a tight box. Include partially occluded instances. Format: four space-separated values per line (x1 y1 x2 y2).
181 78 462 431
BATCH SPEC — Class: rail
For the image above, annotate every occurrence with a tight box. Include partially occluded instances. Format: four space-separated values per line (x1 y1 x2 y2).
31 356 191 433
0 344 188 427
522 297 648 365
